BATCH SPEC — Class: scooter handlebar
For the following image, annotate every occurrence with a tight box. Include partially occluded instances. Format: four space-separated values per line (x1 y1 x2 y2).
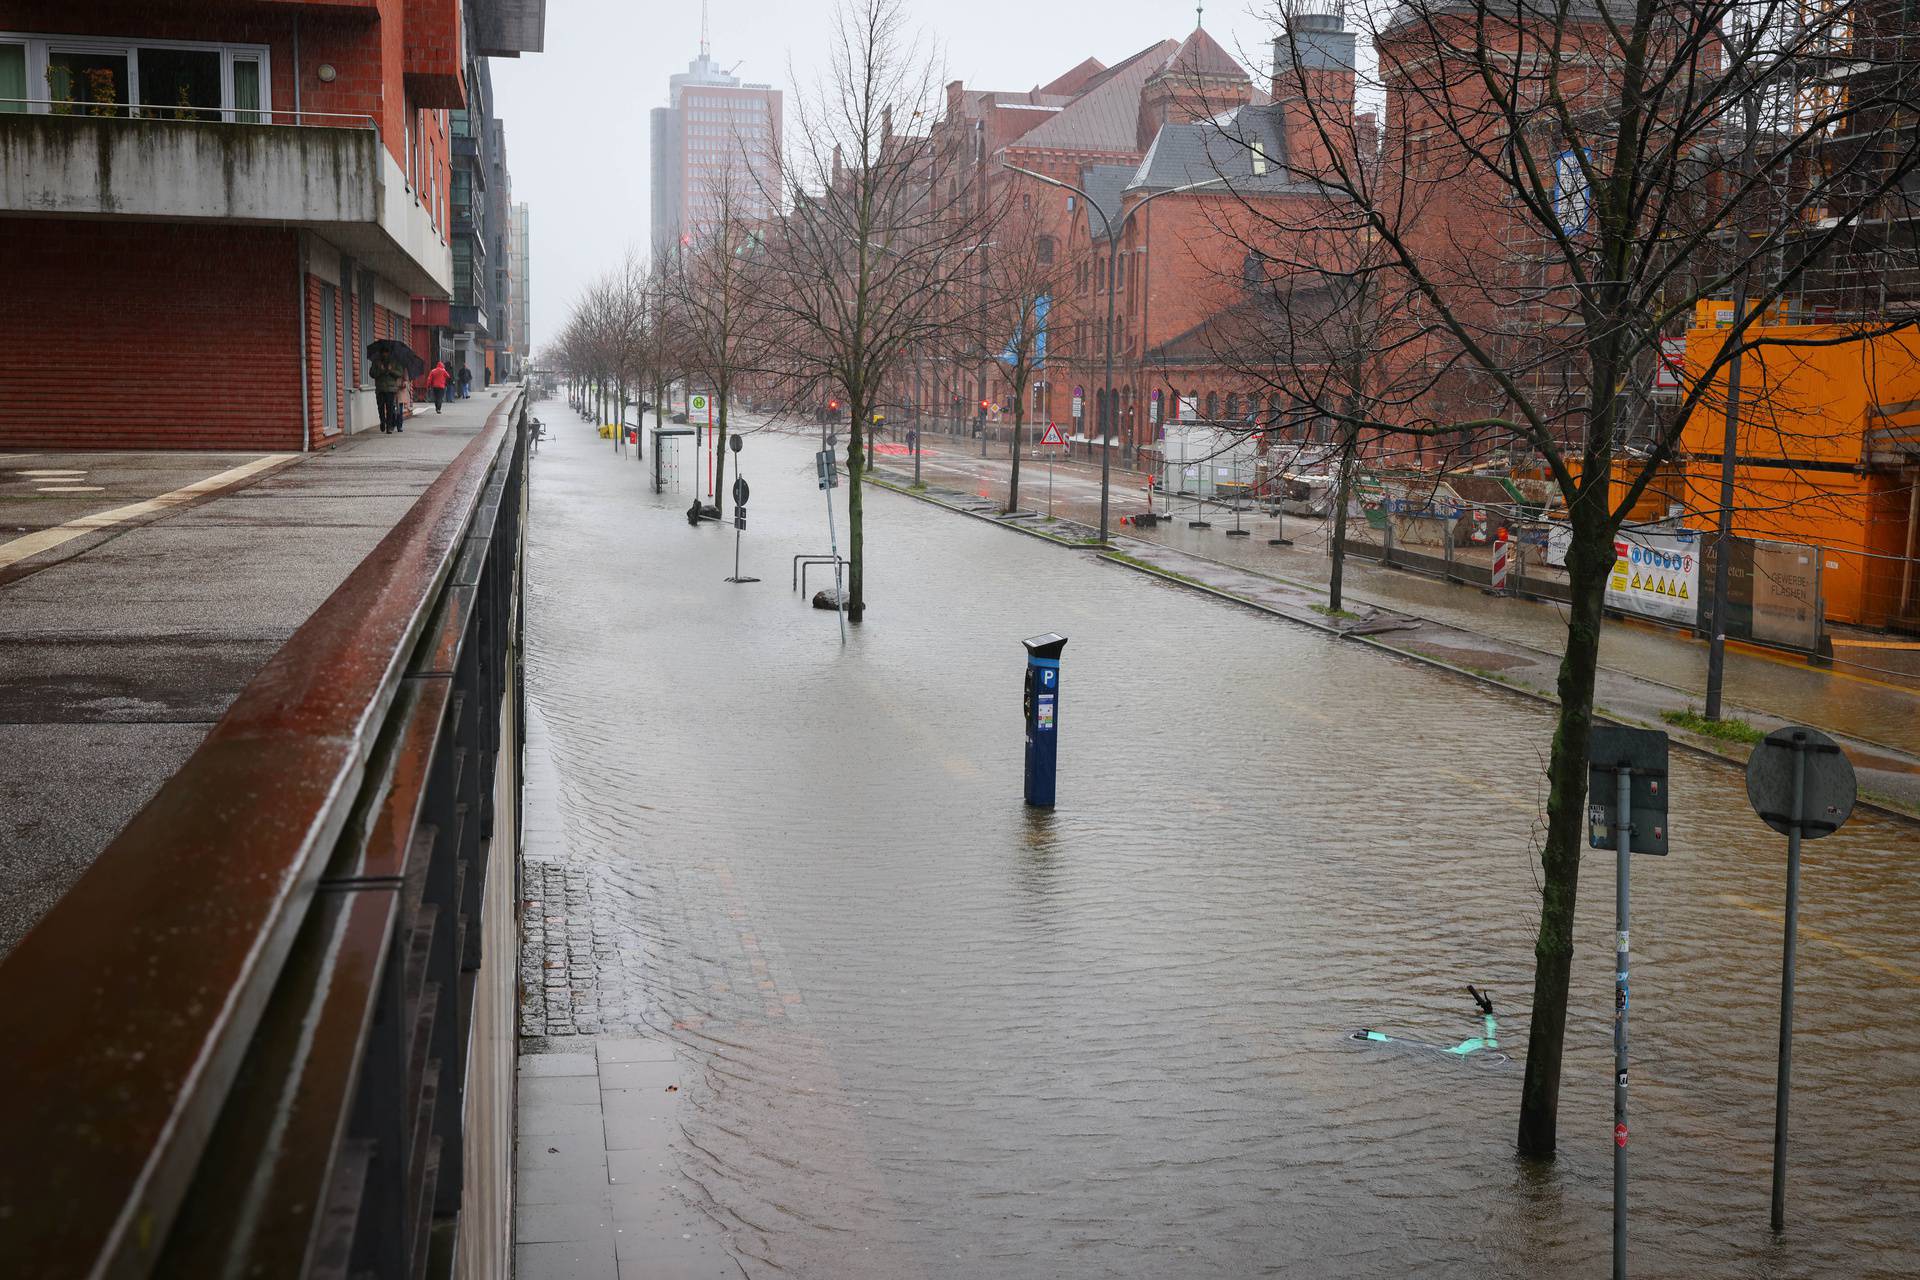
1467 985 1494 1015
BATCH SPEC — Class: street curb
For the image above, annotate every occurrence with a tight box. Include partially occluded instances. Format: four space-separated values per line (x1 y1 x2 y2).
867 466 1920 827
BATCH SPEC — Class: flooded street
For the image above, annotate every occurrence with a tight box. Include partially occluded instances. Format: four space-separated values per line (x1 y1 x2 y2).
523 403 1920 1278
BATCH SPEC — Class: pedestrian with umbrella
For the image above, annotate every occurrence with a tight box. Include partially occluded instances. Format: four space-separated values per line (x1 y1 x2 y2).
365 339 424 433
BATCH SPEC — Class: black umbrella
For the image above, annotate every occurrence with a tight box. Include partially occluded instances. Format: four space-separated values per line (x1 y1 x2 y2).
365 338 425 378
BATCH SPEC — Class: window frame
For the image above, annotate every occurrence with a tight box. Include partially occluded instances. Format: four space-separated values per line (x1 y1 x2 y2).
0 31 270 120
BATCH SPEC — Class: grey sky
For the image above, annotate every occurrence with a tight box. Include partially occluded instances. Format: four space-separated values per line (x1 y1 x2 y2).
491 0 1284 352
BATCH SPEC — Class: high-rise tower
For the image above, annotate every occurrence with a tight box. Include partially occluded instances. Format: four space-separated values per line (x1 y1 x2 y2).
649 22 782 263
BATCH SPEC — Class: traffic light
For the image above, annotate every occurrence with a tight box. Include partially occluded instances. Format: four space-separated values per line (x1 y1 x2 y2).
828 397 841 412
979 399 989 412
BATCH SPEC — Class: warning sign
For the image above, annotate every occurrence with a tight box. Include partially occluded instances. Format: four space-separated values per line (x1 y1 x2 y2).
1041 422 1066 447
1608 530 1700 625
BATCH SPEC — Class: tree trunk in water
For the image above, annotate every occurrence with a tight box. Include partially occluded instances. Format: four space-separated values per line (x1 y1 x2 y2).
846 397 866 623
1515 505 1609 1158
713 388 730 512
1328 446 1352 613
1007 393 1025 514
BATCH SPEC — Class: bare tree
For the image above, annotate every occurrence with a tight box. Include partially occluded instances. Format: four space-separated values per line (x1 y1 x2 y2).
758 0 993 621
1260 0 1920 1156
983 199 1071 514
666 166 772 509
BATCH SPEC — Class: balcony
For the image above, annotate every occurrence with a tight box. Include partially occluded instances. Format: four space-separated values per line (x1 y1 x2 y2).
404 0 467 109
0 112 453 296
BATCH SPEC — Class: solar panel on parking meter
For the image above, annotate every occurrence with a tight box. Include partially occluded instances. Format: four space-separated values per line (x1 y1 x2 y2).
1745 726 1856 1233
1585 723 1671 1280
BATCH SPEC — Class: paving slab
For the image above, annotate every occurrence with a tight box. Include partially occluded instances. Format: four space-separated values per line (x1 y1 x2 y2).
0 391 514 956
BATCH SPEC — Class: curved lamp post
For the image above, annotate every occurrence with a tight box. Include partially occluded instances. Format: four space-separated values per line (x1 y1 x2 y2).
1006 165 1226 544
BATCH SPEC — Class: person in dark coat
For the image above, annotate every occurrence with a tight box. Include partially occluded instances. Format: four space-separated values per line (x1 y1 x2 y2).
458 364 473 400
371 351 406 433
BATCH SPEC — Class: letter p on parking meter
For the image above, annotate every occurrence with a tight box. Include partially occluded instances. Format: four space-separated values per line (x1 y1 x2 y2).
1021 634 1068 808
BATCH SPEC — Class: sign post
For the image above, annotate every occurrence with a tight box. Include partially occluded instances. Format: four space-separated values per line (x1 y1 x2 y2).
1587 725 1670 1280
1041 421 1066 518
817 436 845 646
724 437 758 584
1745 727 1855 1232
689 393 714 498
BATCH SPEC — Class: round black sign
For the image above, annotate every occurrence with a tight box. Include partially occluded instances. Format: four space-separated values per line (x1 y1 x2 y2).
1745 726 1856 839
729 434 743 453
732 476 750 506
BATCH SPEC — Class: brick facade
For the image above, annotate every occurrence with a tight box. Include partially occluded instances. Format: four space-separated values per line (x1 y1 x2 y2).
0 221 304 451
1 0 460 450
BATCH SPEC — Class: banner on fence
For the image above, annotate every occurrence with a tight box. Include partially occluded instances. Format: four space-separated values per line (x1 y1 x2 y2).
1608 528 1700 625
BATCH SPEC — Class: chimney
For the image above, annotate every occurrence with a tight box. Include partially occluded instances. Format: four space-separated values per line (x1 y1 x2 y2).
1273 2 1357 180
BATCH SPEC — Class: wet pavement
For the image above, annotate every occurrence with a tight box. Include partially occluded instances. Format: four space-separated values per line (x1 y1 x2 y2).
520 400 1920 1278
887 432 1920 752
0 390 517 954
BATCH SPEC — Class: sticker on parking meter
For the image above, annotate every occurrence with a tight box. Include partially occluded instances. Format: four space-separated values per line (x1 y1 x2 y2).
1036 694 1056 731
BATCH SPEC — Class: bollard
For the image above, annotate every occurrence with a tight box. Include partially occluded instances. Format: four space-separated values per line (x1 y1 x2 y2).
1491 527 1510 593
1021 634 1068 808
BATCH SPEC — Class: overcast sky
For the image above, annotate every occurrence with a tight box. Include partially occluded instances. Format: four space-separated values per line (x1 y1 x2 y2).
491 0 1286 350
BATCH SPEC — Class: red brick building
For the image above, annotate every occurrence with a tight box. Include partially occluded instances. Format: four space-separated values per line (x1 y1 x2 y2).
0 1 541 451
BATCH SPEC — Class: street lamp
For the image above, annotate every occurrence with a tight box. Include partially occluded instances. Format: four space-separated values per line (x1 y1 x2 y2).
1007 165 1227 545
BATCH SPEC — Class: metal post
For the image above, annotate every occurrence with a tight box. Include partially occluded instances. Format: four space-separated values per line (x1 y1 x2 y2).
1614 765 1632 1280
1099 243 1117 547
1706 88 1760 721
914 425 922 487
1770 736 1808 1231
826 442 846 647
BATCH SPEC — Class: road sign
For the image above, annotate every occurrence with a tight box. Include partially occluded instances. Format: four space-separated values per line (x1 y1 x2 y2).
1587 725 1669 854
815 449 838 490
1745 726 1855 1231
1072 388 1084 420
1041 422 1066 447
689 393 712 423
1746 727 1855 838
732 476 750 507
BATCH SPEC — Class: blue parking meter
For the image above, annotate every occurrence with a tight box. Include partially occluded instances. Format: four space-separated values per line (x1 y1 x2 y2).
1022 633 1068 807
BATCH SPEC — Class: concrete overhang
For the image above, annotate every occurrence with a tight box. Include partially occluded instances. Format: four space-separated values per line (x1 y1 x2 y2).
472 0 547 55
0 115 452 297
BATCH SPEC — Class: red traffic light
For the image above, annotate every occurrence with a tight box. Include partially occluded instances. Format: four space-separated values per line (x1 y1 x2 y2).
979 399 989 410
828 398 841 411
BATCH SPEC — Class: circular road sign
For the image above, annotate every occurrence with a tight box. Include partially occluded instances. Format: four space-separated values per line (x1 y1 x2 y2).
732 476 750 507
729 434 743 453
1745 726 1856 840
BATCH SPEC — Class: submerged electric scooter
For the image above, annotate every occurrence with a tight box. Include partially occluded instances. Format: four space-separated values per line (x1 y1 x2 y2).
1349 986 1507 1066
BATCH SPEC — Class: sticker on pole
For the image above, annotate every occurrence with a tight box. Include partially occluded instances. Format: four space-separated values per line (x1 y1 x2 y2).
1041 422 1067 448
1615 1122 1629 1148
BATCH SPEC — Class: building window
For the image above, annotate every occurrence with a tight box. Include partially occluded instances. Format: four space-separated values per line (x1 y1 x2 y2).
1205 391 1218 419
1037 235 1054 265
1 34 271 119
0 42 25 112
1226 393 1240 420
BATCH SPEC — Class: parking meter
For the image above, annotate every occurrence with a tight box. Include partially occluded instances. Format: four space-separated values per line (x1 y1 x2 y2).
1022 633 1068 807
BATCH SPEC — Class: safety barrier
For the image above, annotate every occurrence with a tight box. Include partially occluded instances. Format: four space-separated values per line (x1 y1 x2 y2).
0 392 532 1277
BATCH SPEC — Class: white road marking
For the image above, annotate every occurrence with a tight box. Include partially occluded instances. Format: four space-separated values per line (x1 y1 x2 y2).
15 469 86 478
38 486 106 493
0 454 294 571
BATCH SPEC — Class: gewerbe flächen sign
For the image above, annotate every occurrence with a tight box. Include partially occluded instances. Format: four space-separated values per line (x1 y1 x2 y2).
1608 528 1700 625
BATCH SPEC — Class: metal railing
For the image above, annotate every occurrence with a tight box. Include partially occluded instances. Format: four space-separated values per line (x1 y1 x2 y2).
0 392 531 1277
0 99 378 130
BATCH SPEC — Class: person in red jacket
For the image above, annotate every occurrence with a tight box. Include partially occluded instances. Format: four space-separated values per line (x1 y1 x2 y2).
426 360 450 413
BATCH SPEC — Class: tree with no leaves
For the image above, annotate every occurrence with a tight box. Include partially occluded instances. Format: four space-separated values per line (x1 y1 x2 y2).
666 165 773 508
1258 0 1920 1156
984 199 1072 515
758 0 994 622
